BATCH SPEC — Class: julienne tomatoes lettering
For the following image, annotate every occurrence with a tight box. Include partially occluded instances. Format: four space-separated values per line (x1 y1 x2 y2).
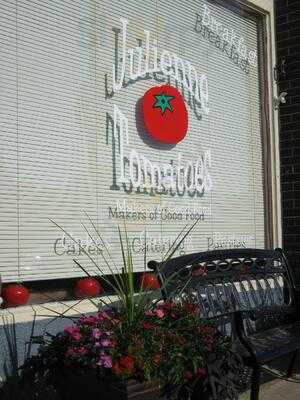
141 85 188 145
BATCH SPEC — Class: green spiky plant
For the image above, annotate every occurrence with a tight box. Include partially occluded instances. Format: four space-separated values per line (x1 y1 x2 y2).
0 312 51 400
50 212 200 330
1 312 37 381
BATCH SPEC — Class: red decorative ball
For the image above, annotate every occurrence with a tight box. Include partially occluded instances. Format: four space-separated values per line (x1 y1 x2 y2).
2 284 30 307
139 273 160 290
74 278 102 298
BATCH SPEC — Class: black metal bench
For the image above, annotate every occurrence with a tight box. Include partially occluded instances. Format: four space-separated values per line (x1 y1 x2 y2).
148 248 300 400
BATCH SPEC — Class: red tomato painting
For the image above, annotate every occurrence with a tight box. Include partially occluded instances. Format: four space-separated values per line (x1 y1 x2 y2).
141 85 188 145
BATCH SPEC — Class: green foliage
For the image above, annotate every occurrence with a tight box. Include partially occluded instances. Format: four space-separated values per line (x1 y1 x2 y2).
50 213 200 327
16 301 233 388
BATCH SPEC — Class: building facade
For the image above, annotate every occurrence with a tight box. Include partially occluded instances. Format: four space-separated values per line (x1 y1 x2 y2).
1 0 287 381
276 0 300 284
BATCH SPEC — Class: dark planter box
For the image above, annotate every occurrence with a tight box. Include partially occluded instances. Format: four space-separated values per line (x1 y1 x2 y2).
0 372 209 400
59 374 178 400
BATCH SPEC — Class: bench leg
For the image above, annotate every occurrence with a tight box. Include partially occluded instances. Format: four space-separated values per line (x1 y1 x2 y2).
286 351 298 378
250 364 261 400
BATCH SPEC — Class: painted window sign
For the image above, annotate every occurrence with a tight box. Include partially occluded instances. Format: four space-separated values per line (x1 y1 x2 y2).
111 17 210 112
0 0 265 282
196 4 258 70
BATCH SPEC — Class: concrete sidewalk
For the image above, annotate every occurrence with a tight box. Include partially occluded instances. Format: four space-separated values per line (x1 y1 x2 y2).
239 355 300 400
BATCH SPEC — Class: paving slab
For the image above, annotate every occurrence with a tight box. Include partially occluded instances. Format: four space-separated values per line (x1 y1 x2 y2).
239 355 300 400
239 379 300 400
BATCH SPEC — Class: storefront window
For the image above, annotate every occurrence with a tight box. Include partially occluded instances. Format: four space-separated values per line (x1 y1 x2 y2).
0 0 271 282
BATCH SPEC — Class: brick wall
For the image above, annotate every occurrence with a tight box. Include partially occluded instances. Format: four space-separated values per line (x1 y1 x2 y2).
275 0 300 283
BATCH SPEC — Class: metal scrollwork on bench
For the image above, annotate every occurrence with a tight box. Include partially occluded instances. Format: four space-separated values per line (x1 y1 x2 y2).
149 248 296 337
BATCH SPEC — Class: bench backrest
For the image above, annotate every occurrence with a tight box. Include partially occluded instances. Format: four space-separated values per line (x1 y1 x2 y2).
148 248 296 335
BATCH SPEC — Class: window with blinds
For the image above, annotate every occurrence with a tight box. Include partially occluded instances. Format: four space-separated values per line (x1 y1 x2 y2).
0 0 268 282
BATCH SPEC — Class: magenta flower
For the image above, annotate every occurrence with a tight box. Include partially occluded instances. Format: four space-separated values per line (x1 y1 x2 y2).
92 328 102 339
101 339 113 347
79 316 98 326
64 326 82 341
97 354 113 368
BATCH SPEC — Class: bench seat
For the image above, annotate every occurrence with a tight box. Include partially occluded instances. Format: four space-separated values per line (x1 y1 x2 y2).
236 321 300 364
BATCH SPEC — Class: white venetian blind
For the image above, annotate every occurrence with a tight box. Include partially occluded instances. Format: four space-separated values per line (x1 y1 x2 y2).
0 0 266 282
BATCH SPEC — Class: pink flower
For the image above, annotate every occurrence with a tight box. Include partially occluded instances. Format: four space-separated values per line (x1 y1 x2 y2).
78 316 98 326
142 322 155 330
64 326 82 342
144 310 155 317
156 309 165 319
92 328 102 339
97 354 113 368
101 339 113 347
